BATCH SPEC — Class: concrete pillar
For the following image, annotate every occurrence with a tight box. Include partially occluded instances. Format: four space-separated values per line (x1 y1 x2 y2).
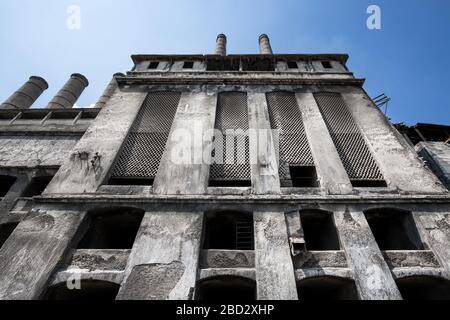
214 34 227 56
414 212 450 274
0 76 48 109
117 212 203 300
47 73 89 109
296 93 353 195
0 209 86 299
44 91 148 194
0 174 29 217
254 211 298 300
341 89 447 194
153 90 217 195
259 34 273 55
248 93 281 194
94 73 124 108
334 209 402 300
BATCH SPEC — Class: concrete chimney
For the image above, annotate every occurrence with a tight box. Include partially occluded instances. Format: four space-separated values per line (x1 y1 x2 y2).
259 34 273 55
215 34 227 56
47 73 89 109
0 76 48 109
94 73 125 108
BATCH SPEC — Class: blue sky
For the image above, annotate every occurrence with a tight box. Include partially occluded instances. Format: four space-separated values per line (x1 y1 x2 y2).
0 0 449 125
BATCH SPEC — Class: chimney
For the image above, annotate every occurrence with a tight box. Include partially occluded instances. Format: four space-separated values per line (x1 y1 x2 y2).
259 34 273 55
47 73 89 109
94 73 125 108
0 76 48 109
214 34 227 56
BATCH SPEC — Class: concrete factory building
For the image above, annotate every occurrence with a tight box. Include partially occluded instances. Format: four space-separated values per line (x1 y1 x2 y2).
0 34 450 300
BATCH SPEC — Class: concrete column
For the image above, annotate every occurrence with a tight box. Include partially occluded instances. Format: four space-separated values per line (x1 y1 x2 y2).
248 93 281 194
341 89 447 194
94 73 125 108
44 91 148 194
117 211 203 300
259 34 273 55
0 76 48 109
414 212 450 273
254 211 298 300
47 73 89 109
214 34 227 56
0 209 86 299
0 174 29 217
153 90 217 195
296 93 353 195
334 209 402 300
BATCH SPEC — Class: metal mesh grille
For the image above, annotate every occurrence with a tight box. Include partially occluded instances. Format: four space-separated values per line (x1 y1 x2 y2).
266 92 314 180
111 92 180 180
210 92 251 182
314 92 384 181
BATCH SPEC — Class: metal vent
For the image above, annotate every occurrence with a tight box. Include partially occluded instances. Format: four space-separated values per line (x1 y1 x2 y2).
314 93 384 182
266 92 315 181
210 92 251 183
236 220 254 250
111 92 180 181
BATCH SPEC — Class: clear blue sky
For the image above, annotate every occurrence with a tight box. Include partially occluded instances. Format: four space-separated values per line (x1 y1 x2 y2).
0 0 449 125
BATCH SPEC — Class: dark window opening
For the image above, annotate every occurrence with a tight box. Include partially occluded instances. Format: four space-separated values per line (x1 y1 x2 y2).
364 209 424 251
289 166 318 188
351 180 387 188
108 177 154 186
300 210 340 251
241 57 275 71
21 176 54 197
209 180 251 187
0 223 19 249
45 280 120 300
0 176 17 197
183 61 194 69
203 212 254 250
195 277 256 301
397 276 450 300
148 62 159 69
297 277 359 300
206 58 240 71
77 208 144 249
321 61 333 69
287 61 298 69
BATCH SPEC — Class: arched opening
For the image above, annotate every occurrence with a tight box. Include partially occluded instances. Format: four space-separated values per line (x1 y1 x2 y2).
397 276 450 300
21 176 54 197
45 280 120 300
0 222 19 249
203 211 254 250
364 208 424 250
300 210 340 250
77 207 144 249
195 276 256 301
297 276 359 300
0 176 17 197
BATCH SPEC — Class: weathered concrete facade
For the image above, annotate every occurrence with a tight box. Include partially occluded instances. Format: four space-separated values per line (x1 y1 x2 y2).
0 35 450 300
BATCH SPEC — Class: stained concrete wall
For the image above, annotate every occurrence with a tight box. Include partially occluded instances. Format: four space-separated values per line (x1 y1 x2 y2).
0 135 80 168
416 142 450 191
0 207 86 299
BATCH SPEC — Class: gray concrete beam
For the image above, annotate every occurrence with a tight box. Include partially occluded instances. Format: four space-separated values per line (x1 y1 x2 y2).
117 211 203 300
94 73 125 108
296 92 353 195
334 209 402 300
254 211 298 300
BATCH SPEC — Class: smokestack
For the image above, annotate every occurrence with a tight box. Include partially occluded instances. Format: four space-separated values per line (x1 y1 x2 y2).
94 73 125 108
0 76 48 109
214 34 227 56
259 34 273 55
47 73 89 109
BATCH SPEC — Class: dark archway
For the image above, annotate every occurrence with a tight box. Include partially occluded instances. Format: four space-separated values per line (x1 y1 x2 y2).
45 280 120 300
77 207 144 249
202 211 254 250
0 176 17 197
397 276 450 300
195 276 256 301
297 276 359 300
